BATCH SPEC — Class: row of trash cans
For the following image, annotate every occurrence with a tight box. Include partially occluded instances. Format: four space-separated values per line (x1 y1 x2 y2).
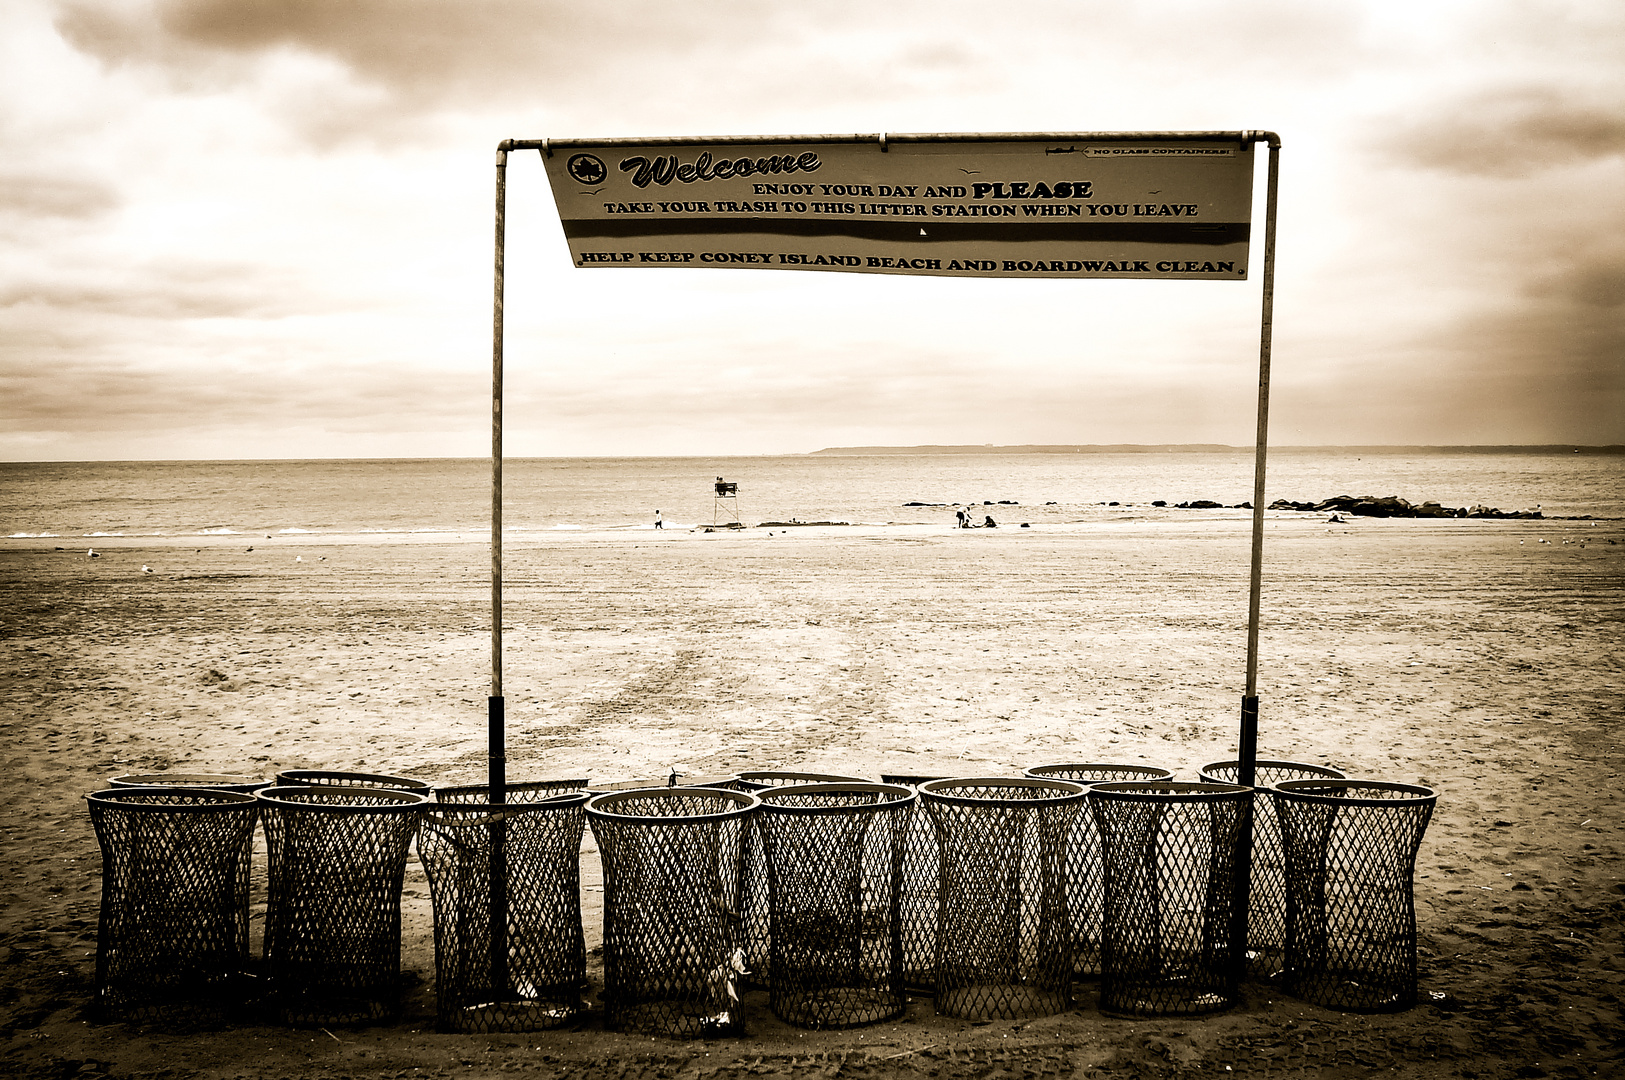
85 762 1436 1036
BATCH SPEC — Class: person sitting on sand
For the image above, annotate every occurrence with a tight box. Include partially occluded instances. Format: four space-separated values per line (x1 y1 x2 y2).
983 515 997 528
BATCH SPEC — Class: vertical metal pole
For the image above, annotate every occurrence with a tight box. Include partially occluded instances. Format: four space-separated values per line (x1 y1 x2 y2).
1233 133 1280 985
1240 134 1280 788
491 148 508 796
489 144 510 996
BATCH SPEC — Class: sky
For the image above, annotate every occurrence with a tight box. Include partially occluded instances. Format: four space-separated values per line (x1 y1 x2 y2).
2 0 1622 460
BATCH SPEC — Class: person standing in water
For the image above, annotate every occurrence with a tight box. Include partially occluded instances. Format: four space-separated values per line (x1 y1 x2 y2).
654 509 663 530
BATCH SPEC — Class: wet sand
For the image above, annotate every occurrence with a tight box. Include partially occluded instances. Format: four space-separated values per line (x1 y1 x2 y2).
2 515 1621 1078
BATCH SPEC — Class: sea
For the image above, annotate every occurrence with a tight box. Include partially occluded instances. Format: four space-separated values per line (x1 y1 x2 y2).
2 450 1620 540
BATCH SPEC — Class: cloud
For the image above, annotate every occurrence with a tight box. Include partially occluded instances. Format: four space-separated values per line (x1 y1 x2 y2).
53 0 802 95
50 0 1368 144
0 173 120 220
1386 87 1625 178
1528 260 1625 309
13 0 1621 458
1 350 481 436
0 259 339 320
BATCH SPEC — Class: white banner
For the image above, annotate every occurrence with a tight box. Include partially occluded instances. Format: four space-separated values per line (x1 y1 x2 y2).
544 134 1254 280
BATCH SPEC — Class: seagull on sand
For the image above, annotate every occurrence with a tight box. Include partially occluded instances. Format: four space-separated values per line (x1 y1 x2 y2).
87 548 98 557
141 565 152 573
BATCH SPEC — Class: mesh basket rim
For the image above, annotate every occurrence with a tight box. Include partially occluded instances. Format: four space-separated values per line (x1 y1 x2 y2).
434 778 588 800
729 770 867 790
756 781 917 814
86 787 259 809
918 775 1087 806
1271 778 1437 806
254 785 430 810
585 785 759 822
878 773 948 787
586 776 735 792
1023 763 1175 783
274 769 433 790
107 772 269 790
1088 780 1252 802
420 790 592 821
1197 759 1347 783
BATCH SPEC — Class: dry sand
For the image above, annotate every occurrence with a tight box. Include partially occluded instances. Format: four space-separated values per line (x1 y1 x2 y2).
2 515 1621 1079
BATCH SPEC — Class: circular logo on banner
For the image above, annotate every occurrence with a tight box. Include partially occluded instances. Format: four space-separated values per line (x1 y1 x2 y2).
567 154 608 185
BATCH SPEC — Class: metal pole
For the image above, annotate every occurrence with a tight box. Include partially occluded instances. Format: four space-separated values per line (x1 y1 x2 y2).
1240 133 1280 789
491 145 509 795
489 143 510 995
1232 132 1280 985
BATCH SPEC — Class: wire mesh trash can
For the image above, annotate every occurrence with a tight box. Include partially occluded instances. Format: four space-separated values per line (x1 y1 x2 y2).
587 787 757 1037
435 779 588 803
724 771 866 988
755 783 914 1028
275 769 432 794
257 785 427 1025
1089 781 1252 1016
109 773 269 793
86 787 259 1025
1023 764 1174 979
1272 779 1437 1012
1199 760 1347 977
919 777 1087 1020
418 790 590 1032
879 773 947 992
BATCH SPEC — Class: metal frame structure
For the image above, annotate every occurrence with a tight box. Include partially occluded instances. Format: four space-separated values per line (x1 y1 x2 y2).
487 129 1282 986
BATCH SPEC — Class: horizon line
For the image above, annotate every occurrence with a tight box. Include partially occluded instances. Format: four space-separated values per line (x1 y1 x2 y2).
3 442 1623 466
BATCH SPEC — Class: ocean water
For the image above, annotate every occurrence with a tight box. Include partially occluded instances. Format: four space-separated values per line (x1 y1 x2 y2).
2 451 1619 540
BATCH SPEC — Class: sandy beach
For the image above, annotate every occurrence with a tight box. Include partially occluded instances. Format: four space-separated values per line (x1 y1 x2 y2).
2 515 1621 1079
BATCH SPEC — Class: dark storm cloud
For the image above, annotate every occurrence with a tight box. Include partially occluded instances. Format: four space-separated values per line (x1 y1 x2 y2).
1386 88 1625 177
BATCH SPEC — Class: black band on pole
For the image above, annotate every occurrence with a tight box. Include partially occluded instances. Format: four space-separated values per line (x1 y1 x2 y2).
1238 695 1260 789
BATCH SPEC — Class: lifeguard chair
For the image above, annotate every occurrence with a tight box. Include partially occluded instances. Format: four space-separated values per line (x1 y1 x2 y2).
713 477 741 526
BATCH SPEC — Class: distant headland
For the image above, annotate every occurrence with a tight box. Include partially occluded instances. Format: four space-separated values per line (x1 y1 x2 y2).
809 444 1624 455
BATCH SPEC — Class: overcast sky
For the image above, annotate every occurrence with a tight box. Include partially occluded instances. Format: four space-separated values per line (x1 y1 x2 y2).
2 0 1621 460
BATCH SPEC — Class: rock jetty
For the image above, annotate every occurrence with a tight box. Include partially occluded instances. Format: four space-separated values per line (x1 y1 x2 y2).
1268 495 1543 519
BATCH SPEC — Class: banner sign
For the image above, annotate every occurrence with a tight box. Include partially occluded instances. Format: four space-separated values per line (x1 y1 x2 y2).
543 134 1253 280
